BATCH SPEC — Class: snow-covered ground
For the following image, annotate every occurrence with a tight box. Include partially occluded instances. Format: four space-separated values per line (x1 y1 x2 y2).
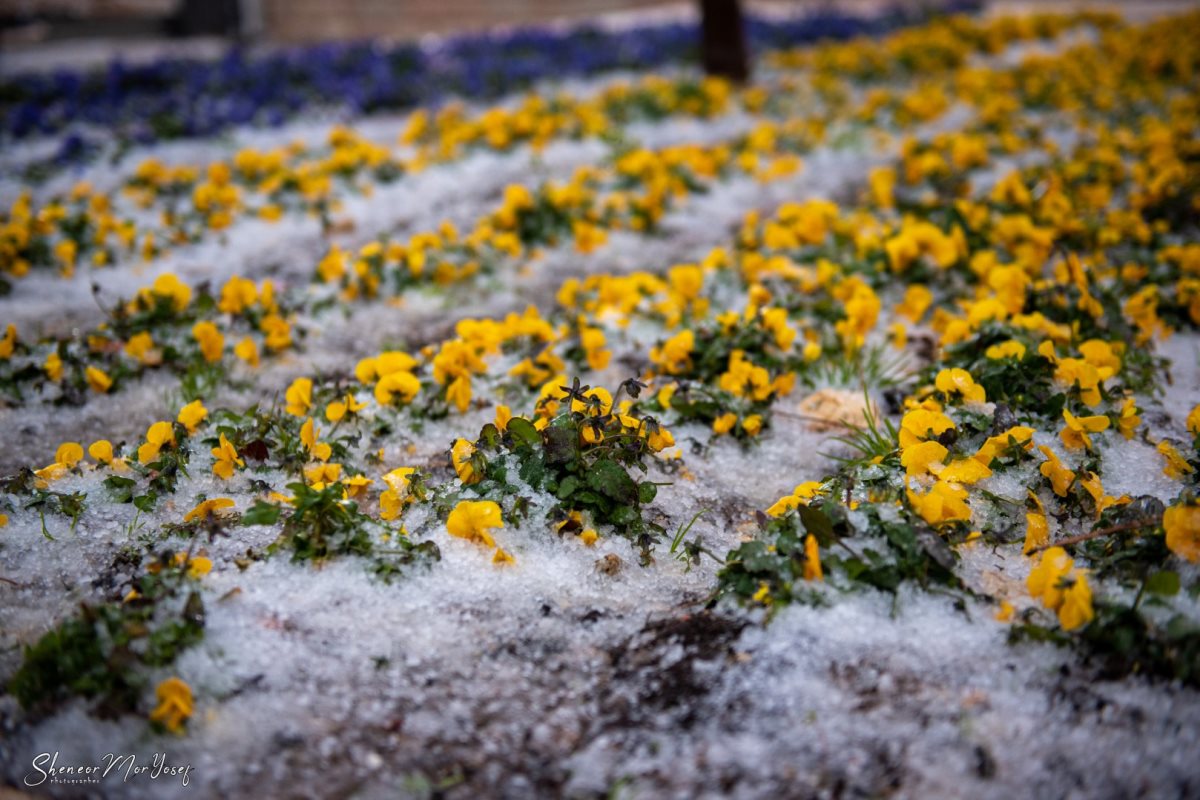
2 10 1199 800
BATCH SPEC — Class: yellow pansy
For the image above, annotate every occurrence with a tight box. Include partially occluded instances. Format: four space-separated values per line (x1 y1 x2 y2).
1157 440 1195 480
906 479 971 526
149 677 194 733
898 408 954 449
447 500 503 547
211 434 243 480
452 438 481 485
86 366 112 393
1116 397 1141 439
1060 409 1110 451
192 321 224 363
1038 446 1076 497
177 399 208 434
138 421 176 463
374 371 421 406
300 418 332 462
1163 501 1200 563
285 377 313 417
325 393 366 423
184 497 235 523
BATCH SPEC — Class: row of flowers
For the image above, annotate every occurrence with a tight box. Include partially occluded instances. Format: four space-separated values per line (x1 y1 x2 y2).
4 6 1046 283
0 12 1101 397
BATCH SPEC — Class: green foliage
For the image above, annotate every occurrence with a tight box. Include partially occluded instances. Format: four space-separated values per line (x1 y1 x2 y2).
262 482 440 578
8 557 205 714
717 500 964 608
468 378 668 562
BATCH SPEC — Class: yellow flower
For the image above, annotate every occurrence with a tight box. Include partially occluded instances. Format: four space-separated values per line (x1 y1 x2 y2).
937 457 992 485
1024 508 1049 554
186 555 213 579
1157 440 1195 480
898 408 954 449
0 324 16 359
1054 358 1103 407
379 467 417 520
325 393 366 423
44 351 63 382
1116 397 1141 440
184 497 235 523
218 275 258 314
34 461 69 486
494 405 512 431
342 474 373 500
55 442 84 468
901 440 947 477
1058 573 1094 631
1060 409 1110 451
177 399 208 434
1026 546 1074 611
447 500 503 547
650 329 694 374
934 368 985 403
1078 339 1121 378
974 425 1034 466
446 374 472 413
742 414 764 437
88 440 114 464
492 548 516 565
1038 446 1076 497
906 479 971 526
895 284 932 323
985 339 1026 360
304 462 341 485
1187 403 1200 438
285 377 313 416
211 434 243 480
151 274 192 311
123 331 158 364
1163 501 1200 563
570 386 613 416
300 418 332 462
138 420 176 463
149 677 194 733
374 371 421 406
712 412 737 436
803 534 823 581
234 337 259 367
192 321 224 363
86 365 112 393
452 438 481 485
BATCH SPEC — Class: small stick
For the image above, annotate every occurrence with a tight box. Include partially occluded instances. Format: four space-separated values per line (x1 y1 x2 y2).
1030 517 1159 553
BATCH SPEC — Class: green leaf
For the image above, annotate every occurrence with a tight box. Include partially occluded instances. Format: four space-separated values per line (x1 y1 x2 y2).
587 459 638 505
242 502 282 527
543 426 575 464
506 417 542 448
610 505 638 526
638 482 658 504
132 494 158 512
556 475 581 500
797 505 834 542
1146 570 1180 597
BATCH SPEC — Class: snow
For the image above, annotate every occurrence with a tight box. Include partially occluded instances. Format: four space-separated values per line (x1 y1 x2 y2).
3 12 1200 800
